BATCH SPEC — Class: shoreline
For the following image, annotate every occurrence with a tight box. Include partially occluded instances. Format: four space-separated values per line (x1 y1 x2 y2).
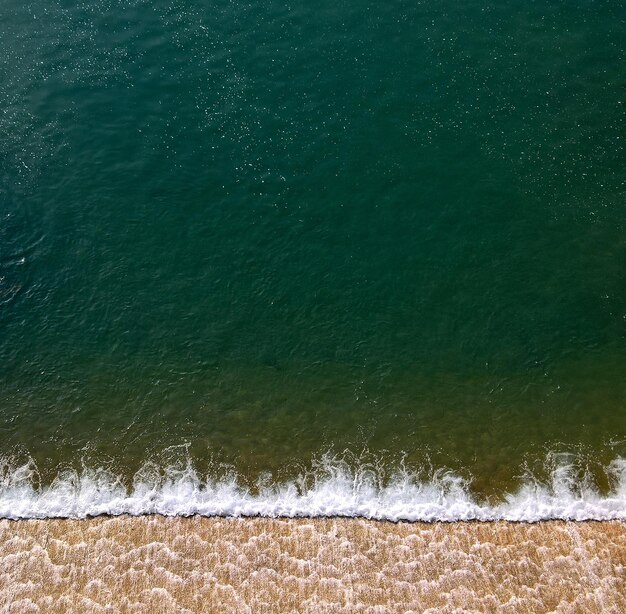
2 453 624 522
0 512 624 524
1 517 624 612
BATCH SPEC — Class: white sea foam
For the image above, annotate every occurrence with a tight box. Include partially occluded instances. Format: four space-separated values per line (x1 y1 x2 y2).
0 454 624 522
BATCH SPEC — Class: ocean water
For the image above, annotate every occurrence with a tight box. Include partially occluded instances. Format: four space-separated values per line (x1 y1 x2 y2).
0 0 624 519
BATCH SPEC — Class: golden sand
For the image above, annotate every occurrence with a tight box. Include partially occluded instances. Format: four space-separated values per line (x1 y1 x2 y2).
0 517 624 613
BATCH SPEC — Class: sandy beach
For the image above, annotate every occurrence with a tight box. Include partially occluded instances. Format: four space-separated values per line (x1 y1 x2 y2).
0 517 624 612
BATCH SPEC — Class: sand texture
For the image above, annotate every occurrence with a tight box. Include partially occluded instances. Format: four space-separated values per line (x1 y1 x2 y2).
0 517 624 613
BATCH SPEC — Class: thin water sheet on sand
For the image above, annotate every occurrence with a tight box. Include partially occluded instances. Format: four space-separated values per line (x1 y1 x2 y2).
0 517 624 613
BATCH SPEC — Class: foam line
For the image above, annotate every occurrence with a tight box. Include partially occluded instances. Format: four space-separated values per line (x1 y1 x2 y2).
0 455 624 521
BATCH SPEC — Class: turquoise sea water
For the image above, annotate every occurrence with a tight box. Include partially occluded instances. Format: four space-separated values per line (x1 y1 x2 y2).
1 0 624 518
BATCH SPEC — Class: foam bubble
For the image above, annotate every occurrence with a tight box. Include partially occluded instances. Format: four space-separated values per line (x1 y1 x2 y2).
0 453 624 521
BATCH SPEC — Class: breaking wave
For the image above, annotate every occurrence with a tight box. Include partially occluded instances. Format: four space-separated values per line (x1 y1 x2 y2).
0 452 624 522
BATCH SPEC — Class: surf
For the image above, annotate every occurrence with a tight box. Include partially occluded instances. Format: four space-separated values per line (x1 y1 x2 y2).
0 452 624 522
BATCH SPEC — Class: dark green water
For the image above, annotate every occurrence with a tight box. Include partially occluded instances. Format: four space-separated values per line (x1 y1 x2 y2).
1 0 624 511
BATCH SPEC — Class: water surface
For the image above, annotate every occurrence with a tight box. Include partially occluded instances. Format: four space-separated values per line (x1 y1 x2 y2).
0 0 624 517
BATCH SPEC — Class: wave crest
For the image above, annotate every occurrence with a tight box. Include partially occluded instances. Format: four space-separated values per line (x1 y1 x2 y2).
0 452 624 521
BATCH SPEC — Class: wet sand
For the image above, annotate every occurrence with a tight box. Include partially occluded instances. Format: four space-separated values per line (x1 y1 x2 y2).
0 517 624 612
